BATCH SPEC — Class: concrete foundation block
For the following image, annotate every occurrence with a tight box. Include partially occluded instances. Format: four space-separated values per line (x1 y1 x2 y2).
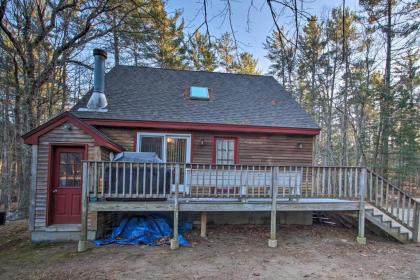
278 211 312 225
31 230 96 242
170 238 179 250
77 240 89 252
356 236 366 245
268 239 278 248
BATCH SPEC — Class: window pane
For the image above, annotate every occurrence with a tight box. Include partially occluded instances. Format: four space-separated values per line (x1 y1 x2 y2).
60 153 68 164
59 152 82 188
216 139 235 164
140 136 163 159
73 153 81 163
74 162 81 186
228 150 234 161
167 138 187 163
228 140 234 150
59 166 67 187
190 86 209 100
225 141 230 163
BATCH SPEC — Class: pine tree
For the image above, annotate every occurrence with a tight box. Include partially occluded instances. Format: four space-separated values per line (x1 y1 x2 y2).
141 0 187 69
297 16 325 115
350 29 375 166
114 0 155 66
392 51 420 184
264 30 296 91
232 52 261 75
188 32 218 71
326 7 357 166
359 0 416 174
216 33 236 72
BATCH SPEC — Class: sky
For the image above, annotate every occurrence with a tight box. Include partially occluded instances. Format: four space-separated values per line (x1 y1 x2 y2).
168 0 360 72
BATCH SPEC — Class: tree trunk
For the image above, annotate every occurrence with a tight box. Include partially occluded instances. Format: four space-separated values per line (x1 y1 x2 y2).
113 12 120 66
1 79 12 211
326 48 338 165
61 64 68 111
310 63 316 116
340 0 349 166
380 0 393 176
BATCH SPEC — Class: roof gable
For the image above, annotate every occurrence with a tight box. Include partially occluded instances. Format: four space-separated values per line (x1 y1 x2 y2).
23 112 124 152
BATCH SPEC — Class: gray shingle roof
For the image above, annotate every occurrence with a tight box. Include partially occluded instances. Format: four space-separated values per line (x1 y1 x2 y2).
72 66 319 129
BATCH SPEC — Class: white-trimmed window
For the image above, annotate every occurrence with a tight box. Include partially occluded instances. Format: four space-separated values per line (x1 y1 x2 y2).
214 137 238 164
137 133 191 163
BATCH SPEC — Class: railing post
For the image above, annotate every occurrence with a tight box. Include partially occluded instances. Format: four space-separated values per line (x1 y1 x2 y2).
78 161 89 252
357 167 367 245
268 166 278 248
171 164 180 250
413 202 420 242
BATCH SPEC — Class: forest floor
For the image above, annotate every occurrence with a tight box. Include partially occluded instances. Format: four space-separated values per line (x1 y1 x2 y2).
1 219 420 280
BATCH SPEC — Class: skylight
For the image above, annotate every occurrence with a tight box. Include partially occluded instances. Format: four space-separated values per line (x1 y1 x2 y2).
190 86 209 100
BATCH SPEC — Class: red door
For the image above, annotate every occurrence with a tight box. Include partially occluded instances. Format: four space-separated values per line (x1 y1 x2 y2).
51 147 84 224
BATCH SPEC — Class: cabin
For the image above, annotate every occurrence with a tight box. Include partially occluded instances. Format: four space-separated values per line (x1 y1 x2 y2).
23 49 420 251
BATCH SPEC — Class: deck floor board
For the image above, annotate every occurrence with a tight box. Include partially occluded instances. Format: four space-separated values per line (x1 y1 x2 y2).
88 198 360 212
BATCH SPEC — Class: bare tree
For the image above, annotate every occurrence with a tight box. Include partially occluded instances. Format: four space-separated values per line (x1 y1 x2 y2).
0 0 138 211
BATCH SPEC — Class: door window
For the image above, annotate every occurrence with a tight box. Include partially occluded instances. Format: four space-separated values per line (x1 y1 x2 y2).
58 152 82 187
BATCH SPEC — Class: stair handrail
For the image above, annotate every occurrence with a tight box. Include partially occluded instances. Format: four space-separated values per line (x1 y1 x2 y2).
366 168 414 198
366 168 420 235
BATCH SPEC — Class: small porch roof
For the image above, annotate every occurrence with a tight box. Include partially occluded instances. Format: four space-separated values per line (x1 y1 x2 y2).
22 112 124 152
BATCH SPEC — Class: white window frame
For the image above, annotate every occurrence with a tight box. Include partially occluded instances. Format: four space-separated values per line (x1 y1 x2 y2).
136 132 192 163
215 138 236 165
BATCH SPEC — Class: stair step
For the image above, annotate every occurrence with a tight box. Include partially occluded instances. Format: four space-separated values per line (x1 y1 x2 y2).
398 227 411 234
398 231 410 242
365 203 413 243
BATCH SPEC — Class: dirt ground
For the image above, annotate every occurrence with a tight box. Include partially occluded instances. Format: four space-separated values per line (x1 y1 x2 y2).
0 220 419 280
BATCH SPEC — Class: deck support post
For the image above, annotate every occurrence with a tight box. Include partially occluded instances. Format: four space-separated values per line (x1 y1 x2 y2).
200 212 207 238
357 167 367 245
413 202 420 242
268 167 278 248
171 164 180 250
78 162 89 252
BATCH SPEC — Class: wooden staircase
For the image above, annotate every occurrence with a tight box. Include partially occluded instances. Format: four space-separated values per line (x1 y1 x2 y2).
365 204 412 243
365 169 419 243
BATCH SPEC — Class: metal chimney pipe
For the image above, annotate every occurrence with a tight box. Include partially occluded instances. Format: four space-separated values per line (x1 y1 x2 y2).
86 48 108 110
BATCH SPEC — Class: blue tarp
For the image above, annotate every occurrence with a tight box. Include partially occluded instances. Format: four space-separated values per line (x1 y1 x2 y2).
95 216 192 247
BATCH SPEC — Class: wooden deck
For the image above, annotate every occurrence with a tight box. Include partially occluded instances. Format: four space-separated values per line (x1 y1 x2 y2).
77 161 420 251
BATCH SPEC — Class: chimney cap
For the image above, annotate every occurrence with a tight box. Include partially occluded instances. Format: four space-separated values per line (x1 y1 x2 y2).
93 48 107 59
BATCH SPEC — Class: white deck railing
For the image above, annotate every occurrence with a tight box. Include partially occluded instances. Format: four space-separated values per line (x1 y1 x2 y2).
83 161 420 231
184 167 302 197
85 161 366 200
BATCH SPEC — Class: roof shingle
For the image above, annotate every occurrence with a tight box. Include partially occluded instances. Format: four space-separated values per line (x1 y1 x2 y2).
72 66 319 130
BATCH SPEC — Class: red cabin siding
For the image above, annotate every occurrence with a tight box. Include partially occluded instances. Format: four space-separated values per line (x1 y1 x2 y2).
96 127 315 166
